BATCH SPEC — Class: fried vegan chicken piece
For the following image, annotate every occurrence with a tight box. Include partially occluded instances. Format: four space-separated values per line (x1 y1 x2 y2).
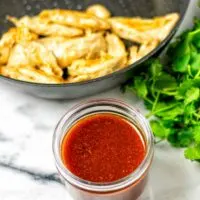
86 4 111 19
0 65 62 83
67 32 127 81
68 55 125 81
7 16 84 37
39 33 107 67
144 13 180 42
110 13 179 43
8 41 63 77
128 40 159 65
0 28 17 65
128 46 139 65
105 33 127 68
39 9 110 31
0 27 38 65
137 40 159 58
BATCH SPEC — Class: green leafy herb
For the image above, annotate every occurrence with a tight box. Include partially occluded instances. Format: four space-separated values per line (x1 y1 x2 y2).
150 120 171 140
184 87 199 105
125 18 200 162
133 76 148 98
167 128 194 148
185 145 200 161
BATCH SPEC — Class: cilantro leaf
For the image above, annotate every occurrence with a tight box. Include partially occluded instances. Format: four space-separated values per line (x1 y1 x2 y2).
167 128 194 148
183 104 196 124
149 59 163 79
185 145 200 161
150 120 171 139
133 76 148 98
153 73 177 92
193 125 200 144
172 54 190 73
189 51 200 74
189 29 200 49
153 102 184 120
184 87 199 105
170 38 191 73
176 79 200 99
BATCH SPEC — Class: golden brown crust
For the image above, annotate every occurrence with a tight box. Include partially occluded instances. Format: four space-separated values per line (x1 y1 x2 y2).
68 56 126 79
39 9 110 31
0 65 62 83
8 42 63 77
39 33 107 67
0 27 37 65
86 4 111 19
8 16 84 37
105 33 127 68
110 13 179 43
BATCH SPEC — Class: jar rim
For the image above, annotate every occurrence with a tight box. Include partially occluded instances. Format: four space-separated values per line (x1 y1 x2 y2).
53 99 154 192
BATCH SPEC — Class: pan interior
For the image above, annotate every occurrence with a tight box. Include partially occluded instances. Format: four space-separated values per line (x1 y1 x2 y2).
0 0 187 35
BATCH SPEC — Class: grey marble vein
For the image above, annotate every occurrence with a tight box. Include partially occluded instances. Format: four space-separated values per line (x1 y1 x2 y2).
0 133 10 142
0 161 62 184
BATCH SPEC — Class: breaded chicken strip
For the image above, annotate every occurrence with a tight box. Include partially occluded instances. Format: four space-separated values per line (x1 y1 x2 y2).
137 40 159 58
0 27 37 65
39 33 107 67
8 16 83 37
39 9 110 30
128 40 159 65
0 65 62 83
15 26 38 43
144 13 180 42
86 4 111 19
105 33 127 67
0 28 17 65
68 55 125 80
110 13 179 43
128 46 139 65
8 42 62 77
67 33 127 82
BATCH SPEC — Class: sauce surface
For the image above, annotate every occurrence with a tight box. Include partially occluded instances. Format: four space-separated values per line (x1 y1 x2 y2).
61 113 146 182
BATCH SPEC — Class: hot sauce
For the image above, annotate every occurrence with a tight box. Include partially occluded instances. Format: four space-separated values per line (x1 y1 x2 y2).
61 113 146 183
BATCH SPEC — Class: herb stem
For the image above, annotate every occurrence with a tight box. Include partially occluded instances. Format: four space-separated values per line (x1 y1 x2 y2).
152 92 160 111
194 113 200 118
194 68 200 78
144 98 154 104
161 91 177 95
146 103 179 118
188 65 193 78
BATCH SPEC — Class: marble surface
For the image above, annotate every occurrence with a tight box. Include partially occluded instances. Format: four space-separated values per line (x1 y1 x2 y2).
0 1 200 199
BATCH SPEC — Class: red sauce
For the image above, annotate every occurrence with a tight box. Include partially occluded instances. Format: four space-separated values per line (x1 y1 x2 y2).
61 113 146 183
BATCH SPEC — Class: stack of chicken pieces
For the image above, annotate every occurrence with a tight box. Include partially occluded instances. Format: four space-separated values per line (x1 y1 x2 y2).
0 4 179 83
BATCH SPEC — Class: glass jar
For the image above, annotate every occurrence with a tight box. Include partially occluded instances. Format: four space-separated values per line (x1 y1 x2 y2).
53 99 154 200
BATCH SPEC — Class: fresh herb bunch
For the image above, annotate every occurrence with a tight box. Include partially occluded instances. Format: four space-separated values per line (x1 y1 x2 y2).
125 19 200 161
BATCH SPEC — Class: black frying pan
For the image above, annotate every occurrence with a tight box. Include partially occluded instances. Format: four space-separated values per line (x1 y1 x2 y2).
0 0 190 99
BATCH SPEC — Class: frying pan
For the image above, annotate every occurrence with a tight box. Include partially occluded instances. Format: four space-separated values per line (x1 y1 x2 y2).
0 0 190 99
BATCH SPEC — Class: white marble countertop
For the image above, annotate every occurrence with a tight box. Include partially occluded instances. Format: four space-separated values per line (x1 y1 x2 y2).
0 1 200 199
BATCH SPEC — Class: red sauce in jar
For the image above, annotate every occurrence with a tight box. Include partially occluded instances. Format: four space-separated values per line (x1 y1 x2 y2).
61 113 146 183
